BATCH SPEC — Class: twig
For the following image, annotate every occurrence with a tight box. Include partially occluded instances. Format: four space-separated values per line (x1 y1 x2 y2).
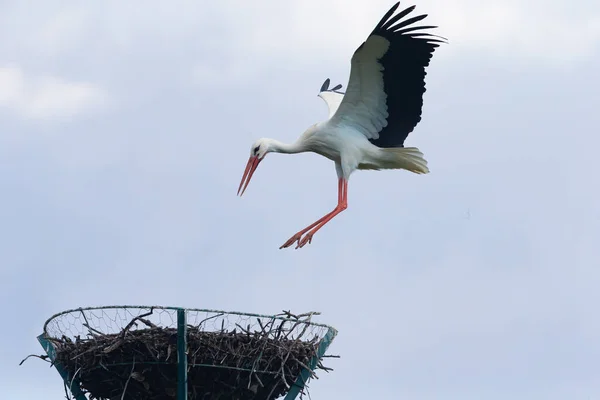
121 357 136 400
195 312 225 329
82 323 104 337
19 354 49 365
68 367 81 397
280 350 292 389
138 318 157 328
62 381 71 400
119 309 154 339
234 323 251 335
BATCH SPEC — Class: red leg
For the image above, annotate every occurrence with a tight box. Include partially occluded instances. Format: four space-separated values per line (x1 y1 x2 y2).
279 179 348 249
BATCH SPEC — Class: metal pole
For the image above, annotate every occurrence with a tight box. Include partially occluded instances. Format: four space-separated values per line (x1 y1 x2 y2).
177 309 188 400
37 334 87 400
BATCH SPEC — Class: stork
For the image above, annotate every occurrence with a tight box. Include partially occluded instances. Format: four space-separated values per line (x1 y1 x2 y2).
238 2 446 249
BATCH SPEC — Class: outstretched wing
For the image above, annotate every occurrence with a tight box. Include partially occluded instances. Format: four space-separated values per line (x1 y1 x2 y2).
330 2 446 148
317 78 345 119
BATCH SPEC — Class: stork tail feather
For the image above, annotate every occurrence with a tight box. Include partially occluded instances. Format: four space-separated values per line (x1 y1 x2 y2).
380 147 429 174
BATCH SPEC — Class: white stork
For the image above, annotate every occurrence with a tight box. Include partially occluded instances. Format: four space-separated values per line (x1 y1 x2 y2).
238 2 446 249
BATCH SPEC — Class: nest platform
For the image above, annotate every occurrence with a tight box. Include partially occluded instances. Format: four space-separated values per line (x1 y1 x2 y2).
34 306 338 400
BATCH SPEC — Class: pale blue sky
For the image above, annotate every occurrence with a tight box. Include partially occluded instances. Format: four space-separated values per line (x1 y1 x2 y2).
2 1 600 399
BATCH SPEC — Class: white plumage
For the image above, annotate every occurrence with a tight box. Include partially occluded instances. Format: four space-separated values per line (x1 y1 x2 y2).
238 2 447 249
317 87 344 119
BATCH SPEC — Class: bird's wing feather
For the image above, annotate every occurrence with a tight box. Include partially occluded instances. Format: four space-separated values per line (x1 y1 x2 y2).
317 78 345 119
329 2 446 148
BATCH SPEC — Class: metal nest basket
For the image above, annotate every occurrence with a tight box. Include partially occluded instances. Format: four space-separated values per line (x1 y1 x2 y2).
34 306 338 400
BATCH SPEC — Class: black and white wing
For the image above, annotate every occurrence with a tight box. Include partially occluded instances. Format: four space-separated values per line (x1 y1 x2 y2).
318 78 345 119
330 2 446 148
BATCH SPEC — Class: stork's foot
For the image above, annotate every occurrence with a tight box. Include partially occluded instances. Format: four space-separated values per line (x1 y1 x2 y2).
297 232 314 249
279 230 316 249
279 233 304 249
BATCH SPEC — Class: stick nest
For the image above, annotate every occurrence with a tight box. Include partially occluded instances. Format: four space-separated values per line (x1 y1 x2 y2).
44 311 333 400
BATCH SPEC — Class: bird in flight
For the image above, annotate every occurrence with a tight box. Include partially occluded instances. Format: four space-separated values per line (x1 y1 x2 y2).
238 2 446 249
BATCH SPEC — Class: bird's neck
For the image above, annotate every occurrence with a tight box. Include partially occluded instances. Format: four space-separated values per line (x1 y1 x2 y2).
269 139 306 154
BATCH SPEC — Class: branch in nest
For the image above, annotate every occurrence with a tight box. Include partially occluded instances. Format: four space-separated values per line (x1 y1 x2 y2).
82 323 104 337
19 354 49 366
119 308 155 338
120 358 136 400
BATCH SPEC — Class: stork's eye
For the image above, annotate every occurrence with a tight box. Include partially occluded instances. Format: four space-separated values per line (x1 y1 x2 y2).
253 146 260 154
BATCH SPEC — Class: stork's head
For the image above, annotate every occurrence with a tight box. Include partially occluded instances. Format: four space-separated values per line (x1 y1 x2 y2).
237 138 272 196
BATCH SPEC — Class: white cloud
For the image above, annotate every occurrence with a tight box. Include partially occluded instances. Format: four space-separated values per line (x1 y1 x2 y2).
440 0 600 65
0 65 108 119
192 1 600 60
186 0 600 84
4 1 599 91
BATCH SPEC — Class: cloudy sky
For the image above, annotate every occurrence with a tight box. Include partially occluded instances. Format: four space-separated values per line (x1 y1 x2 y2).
2 0 600 399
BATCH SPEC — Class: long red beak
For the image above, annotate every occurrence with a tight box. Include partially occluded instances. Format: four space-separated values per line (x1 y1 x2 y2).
237 156 262 196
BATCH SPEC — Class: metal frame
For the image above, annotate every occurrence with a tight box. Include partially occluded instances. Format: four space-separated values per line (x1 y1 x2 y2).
283 325 337 399
37 334 87 400
38 306 338 400
177 309 188 400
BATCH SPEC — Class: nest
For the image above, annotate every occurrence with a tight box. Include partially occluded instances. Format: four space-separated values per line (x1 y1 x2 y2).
43 311 333 400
